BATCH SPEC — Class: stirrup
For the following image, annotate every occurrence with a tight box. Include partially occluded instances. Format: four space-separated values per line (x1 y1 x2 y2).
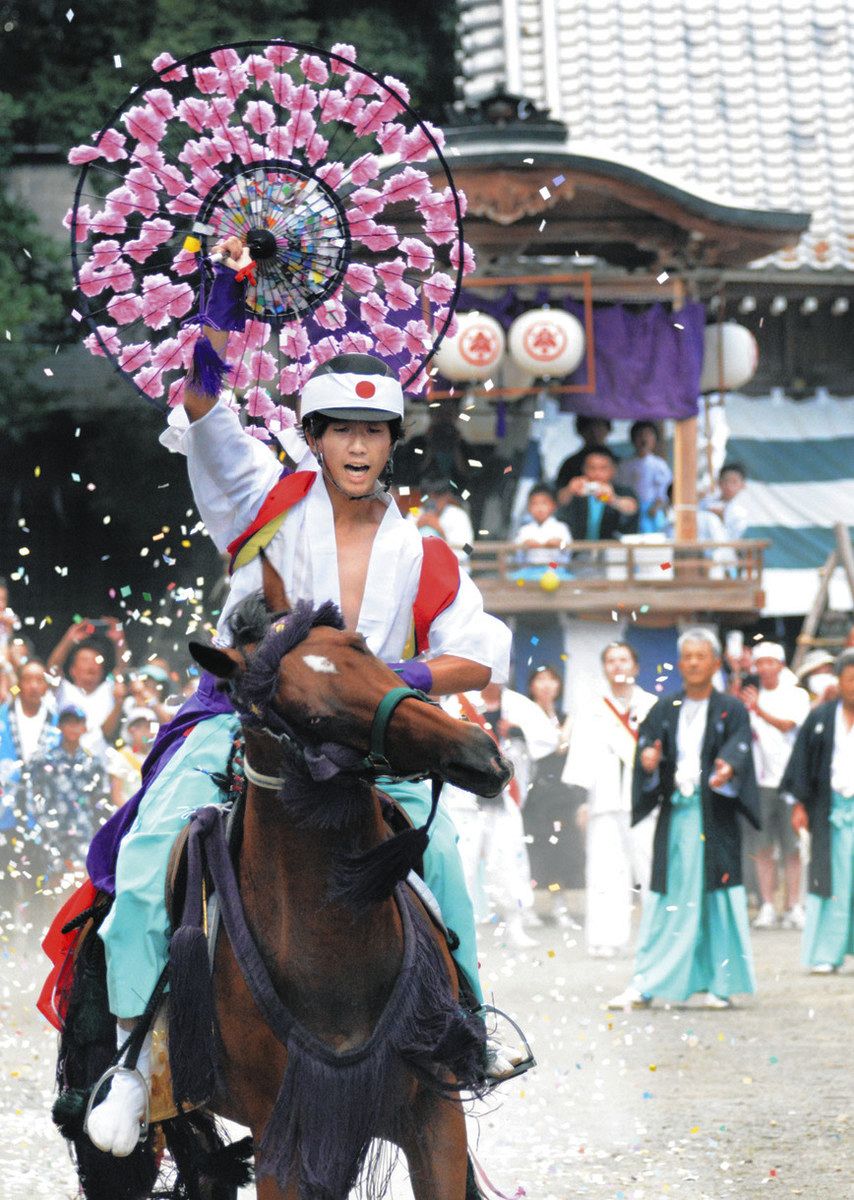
481 1003 536 1085
83 1064 151 1144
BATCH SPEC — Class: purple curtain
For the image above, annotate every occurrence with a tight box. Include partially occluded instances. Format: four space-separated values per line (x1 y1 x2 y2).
453 291 705 421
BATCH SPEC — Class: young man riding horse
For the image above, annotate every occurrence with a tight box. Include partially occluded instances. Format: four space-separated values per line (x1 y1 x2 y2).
84 236 525 1158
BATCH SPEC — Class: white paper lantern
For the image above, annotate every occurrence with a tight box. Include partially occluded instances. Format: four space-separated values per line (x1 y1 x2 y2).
507 308 586 378
434 311 506 382
699 322 759 393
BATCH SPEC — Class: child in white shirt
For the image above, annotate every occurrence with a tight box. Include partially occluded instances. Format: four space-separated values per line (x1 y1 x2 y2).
513 483 573 579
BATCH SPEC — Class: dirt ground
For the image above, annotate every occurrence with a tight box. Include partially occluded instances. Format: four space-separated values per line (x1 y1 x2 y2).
1 890 850 1199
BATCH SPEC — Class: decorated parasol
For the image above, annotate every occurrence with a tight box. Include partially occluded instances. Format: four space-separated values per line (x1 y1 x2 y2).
65 40 475 441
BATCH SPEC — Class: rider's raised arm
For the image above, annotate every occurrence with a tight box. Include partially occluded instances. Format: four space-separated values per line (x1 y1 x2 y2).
182 402 282 553
174 236 282 552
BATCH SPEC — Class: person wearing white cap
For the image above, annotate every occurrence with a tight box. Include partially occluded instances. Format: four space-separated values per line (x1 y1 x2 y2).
741 642 810 930
85 237 519 1157
106 707 158 808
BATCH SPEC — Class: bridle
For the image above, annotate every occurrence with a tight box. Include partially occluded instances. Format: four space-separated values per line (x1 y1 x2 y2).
243 683 438 790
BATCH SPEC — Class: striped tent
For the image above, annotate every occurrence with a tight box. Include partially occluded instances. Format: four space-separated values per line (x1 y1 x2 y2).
717 391 854 617
516 392 854 618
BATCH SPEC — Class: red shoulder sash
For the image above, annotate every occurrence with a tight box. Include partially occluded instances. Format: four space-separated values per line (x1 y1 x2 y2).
226 470 316 574
413 537 461 655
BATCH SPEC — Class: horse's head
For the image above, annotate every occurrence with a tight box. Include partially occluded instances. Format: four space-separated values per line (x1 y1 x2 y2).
190 591 512 798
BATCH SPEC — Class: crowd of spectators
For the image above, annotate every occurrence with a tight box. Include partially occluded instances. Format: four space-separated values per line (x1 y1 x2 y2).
446 621 854 955
2 558 851 964
0 593 193 906
392 410 751 575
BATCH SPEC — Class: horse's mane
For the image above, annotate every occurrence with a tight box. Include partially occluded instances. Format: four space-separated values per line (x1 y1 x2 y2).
232 597 344 731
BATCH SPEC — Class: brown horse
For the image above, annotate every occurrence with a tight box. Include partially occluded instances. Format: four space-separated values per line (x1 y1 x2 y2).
173 576 513 1199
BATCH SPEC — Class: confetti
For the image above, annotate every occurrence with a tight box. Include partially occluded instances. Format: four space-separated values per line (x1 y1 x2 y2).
539 186 551 200
660 561 671 570
552 174 566 186
114 54 123 68
657 271 669 283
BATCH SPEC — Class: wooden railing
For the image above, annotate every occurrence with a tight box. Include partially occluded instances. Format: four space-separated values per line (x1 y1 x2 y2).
467 537 769 616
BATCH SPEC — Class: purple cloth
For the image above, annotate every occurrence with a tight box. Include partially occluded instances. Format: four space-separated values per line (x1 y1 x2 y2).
86 672 234 894
202 263 247 332
562 299 704 421
445 291 705 422
388 661 433 693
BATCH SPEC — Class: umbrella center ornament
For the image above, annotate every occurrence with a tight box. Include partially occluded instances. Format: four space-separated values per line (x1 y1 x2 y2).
522 317 568 364
196 162 350 323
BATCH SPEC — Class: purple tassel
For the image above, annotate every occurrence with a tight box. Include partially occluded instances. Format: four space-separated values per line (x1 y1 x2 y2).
189 333 231 400
168 924 217 1105
328 825 429 909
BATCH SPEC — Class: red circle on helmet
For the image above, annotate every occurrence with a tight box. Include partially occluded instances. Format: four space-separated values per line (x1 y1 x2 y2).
355 380 377 399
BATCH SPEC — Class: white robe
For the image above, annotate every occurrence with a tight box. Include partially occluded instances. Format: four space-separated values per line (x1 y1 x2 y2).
442 690 559 919
563 686 657 951
180 402 511 677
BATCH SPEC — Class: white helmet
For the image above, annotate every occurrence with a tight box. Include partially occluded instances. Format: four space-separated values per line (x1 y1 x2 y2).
300 354 404 422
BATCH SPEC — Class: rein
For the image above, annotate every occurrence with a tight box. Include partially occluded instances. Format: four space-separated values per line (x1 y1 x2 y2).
249 683 438 785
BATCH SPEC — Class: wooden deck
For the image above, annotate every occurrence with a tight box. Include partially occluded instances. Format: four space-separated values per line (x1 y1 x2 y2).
469 538 769 618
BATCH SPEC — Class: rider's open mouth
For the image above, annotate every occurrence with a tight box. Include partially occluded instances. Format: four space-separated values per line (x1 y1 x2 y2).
344 464 370 477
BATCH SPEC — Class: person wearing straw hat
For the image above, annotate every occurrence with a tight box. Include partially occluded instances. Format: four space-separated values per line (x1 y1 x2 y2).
795 650 838 707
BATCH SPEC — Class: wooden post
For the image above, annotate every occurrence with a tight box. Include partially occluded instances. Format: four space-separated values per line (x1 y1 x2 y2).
671 278 698 542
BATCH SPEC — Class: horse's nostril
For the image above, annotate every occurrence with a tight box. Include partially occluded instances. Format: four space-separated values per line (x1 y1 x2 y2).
491 754 512 782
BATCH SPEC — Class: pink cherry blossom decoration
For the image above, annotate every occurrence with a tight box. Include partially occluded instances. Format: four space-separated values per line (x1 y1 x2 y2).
152 52 187 82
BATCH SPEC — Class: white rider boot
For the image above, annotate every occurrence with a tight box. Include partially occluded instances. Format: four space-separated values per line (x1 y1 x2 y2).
86 1026 152 1157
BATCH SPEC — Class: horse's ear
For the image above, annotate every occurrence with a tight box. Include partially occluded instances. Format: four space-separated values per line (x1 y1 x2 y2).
260 548 290 615
188 642 244 680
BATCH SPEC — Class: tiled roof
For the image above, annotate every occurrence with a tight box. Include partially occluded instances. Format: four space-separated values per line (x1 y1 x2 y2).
457 0 854 271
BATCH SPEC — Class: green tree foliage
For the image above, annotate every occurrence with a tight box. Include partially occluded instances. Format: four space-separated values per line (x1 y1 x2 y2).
0 194 70 434
0 0 457 147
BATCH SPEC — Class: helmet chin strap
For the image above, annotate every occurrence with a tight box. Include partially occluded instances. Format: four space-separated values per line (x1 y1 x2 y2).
314 446 384 502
